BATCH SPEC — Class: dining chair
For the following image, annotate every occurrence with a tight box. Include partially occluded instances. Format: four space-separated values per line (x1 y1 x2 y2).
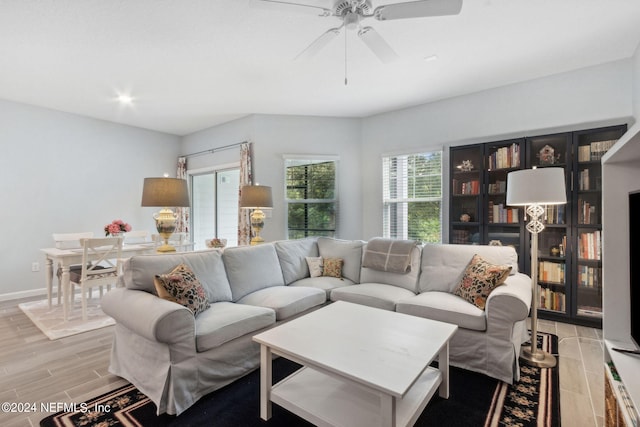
51 232 94 306
69 237 123 321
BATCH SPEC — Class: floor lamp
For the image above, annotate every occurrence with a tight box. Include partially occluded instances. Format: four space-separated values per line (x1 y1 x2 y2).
506 167 566 368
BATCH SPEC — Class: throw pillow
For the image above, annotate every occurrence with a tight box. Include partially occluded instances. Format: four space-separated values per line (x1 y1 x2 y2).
306 256 323 278
322 258 343 278
155 263 210 316
453 254 512 310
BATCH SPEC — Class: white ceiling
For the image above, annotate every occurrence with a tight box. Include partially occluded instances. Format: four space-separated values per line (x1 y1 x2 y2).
1 0 639 136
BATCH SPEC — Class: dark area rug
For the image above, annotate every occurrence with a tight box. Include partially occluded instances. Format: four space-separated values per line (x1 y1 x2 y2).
41 333 559 427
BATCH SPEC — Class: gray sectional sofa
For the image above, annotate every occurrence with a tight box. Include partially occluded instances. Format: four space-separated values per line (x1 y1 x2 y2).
101 237 531 416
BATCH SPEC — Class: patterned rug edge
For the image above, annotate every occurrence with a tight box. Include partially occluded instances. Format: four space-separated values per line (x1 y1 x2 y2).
41 333 561 427
483 331 561 427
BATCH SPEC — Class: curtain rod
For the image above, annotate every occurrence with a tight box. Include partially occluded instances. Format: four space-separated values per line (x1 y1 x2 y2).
182 141 248 159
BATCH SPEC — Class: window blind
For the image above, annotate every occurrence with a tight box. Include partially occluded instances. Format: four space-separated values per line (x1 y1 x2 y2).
382 150 442 243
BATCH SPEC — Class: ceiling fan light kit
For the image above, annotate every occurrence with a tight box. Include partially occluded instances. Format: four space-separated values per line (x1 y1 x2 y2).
257 0 463 64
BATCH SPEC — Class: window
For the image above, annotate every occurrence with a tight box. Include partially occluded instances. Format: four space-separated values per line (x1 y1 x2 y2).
285 157 338 239
382 150 442 243
190 167 240 249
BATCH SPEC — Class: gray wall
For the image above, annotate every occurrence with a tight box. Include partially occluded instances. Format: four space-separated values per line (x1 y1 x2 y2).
0 99 181 297
2 56 638 299
361 59 634 240
181 114 363 242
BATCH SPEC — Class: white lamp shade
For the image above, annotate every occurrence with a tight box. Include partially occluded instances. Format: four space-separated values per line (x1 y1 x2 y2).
506 167 567 206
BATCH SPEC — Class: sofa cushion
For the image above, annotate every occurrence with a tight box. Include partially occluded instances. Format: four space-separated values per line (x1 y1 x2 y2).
330 283 415 311
154 264 210 316
288 276 354 299
122 250 233 303
236 286 326 320
322 258 343 278
317 237 364 283
418 244 519 293
453 254 511 309
361 238 417 273
274 238 319 284
223 244 286 301
306 257 323 277
359 245 421 293
396 292 487 331
195 302 275 352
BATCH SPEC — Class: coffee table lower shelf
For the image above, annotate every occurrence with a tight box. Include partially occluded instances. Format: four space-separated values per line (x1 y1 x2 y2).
271 365 442 427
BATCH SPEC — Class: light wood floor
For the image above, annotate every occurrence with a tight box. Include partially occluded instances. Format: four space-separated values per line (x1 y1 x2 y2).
1 296 604 427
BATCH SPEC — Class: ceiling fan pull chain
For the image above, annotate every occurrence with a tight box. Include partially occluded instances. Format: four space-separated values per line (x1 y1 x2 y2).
344 27 348 85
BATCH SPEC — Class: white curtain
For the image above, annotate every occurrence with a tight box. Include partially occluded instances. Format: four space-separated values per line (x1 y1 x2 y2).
238 143 253 246
176 156 189 235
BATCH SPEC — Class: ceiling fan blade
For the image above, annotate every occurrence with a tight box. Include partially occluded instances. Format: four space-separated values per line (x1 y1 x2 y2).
251 0 331 17
295 27 341 60
358 26 399 63
374 0 463 21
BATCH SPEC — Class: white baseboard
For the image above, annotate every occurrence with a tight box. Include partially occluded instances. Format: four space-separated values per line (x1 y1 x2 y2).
0 288 51 302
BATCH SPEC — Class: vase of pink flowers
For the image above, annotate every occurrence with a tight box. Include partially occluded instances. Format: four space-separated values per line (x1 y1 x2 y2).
104 219 132 237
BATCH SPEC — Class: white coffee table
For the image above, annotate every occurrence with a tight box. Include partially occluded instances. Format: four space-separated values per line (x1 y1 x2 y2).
253 301 458 427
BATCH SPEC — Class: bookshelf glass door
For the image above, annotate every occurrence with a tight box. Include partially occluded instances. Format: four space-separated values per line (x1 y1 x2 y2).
486 139 523 268
450 145 483 245
575 227 602 318
537 228 569 315
572 125 626 322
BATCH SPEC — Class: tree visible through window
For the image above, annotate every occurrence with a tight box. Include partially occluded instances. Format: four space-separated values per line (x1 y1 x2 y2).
285 158 338 239
383 151 442 243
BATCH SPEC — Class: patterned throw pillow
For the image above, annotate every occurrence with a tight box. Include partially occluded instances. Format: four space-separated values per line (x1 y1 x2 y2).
155 264 210 316
453 254 512 310
306 257 323 278
322 258 343 278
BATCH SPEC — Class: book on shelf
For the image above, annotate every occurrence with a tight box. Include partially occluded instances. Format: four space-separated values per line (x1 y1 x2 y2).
577 307 603 318
488 201 519 223
452 179 480 195
489 143 520 170
538 261 565 284
579 169 590 190
544 205 565 224
488 180 506 194
577 265 601 288
579 230 601 260
578 140 617 162
578 198 597 224
538 285 565 311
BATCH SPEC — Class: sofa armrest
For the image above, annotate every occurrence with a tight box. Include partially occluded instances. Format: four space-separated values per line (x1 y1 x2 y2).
485 272 532 324
102 288 195 344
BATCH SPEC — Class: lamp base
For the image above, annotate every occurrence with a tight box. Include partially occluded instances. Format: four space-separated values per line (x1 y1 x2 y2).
520 346 557 368
153 209 178 253
156 244 177 253
250 236 265 246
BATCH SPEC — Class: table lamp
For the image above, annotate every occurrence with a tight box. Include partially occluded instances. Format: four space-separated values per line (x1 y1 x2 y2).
240 184 273 245
141 177 190 253
507 167 566 368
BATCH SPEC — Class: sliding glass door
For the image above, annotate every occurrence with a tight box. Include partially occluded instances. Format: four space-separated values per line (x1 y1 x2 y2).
190 167 239 250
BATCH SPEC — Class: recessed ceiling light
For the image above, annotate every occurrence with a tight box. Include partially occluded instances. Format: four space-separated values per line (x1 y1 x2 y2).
117 93 134 105
423 55 439 62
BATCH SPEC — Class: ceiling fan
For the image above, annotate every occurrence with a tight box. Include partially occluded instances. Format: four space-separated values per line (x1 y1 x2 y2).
254 0 463 63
